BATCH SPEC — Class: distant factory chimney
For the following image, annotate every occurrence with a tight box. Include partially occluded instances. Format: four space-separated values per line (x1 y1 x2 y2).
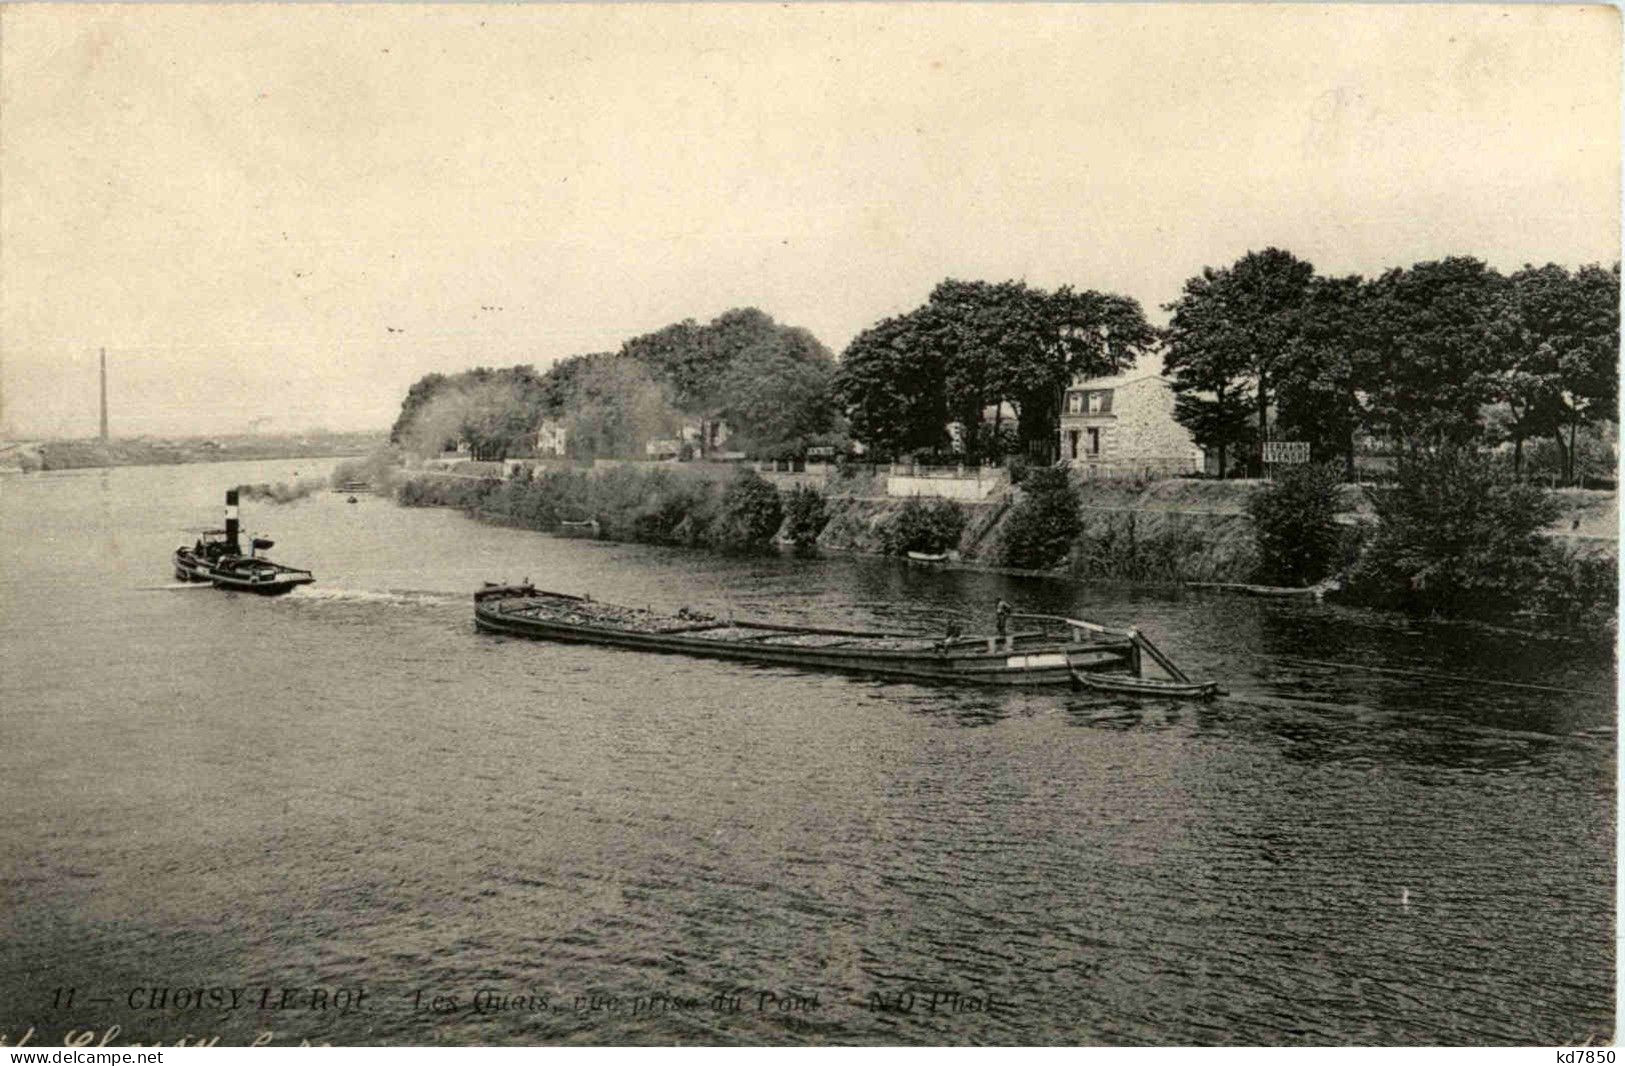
99 348 109 442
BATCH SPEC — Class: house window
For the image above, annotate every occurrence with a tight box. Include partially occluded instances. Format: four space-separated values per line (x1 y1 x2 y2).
1068 430 1080 459
1087 428 1101 456
1087 391 1107 414
1067 393 1082 415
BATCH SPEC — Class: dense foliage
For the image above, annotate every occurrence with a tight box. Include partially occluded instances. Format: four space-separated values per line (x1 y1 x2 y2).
783 485 829 554
1068 512 1215 584
707 470 786 554
1247 464 1348 587
389 365 552 459
1162 248 1315 476
834 279 1155 463
1163 250 1619 483
389 308 839 462
999 467 1083 570
1530 544 1618 637
880 497 966 556
1347 448 1560 619
1496 263 1621 481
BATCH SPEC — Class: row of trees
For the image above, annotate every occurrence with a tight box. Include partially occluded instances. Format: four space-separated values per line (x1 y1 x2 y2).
389 308 841 461
1164 250 1619 481
389 252 1617 481
833 280 1156 463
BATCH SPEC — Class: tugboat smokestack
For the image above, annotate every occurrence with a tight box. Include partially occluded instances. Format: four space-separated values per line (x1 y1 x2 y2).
224 488 240 554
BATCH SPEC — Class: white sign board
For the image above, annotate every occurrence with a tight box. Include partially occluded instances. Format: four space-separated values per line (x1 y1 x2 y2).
1262 441 1311 464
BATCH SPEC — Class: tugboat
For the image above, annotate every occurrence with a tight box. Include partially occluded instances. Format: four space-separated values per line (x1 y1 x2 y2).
174 489 315 595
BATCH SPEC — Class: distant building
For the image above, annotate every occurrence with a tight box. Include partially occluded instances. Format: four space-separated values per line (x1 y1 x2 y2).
1059 372 1203 476
645 438 683 460
535 420 568 458
681 418 731 456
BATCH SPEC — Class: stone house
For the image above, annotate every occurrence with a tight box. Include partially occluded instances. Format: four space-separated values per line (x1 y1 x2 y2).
1058 372 1203 477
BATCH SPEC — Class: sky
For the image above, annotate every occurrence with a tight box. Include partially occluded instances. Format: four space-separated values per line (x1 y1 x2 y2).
1 3 1618 439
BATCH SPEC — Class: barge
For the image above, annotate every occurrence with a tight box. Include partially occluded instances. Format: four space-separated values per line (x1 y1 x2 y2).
473 584 1218 696
174 489 315 595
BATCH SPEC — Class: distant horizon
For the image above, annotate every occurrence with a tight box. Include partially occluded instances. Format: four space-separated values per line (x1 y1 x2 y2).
2 427 390 445
4 4 1616 438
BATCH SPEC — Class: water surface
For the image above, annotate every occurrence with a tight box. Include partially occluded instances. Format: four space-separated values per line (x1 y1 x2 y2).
0 460 1613 1045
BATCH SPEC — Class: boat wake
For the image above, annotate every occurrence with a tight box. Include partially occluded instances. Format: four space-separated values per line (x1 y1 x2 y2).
281 586 463 608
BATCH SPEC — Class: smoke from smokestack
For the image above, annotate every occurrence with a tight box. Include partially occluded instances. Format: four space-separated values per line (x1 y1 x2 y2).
236 476 327 504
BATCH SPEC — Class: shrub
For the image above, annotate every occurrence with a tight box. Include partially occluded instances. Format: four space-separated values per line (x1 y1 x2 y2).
999 467 1082 570
881 497 966 555
708 469 784 553
784 485 828 553
1347 447 1561 618
1004 455 1030 487
1529 544 1617 638
1247 463 1346 587
396 473 492 510
631 481 712 545
1069 511 1213 583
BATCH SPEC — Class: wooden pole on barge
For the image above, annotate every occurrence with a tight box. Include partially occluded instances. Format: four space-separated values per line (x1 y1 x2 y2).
1130 628 1191 683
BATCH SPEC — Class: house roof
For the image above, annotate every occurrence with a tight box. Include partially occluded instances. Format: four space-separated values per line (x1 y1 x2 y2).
1068 371 1170 390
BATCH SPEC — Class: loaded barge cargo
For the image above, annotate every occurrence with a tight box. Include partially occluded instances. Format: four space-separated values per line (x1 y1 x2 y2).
474 585 1218 696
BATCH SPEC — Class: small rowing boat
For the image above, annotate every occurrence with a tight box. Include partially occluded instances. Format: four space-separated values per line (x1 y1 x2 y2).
1069 670 1222 699
474 585 1217 696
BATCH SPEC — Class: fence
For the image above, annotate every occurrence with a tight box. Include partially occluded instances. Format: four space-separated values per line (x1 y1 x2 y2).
1068 458 1202 481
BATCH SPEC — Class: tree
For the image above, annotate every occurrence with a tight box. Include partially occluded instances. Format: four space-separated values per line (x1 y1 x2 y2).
880 497 966 555
618 318 715 412
1247 463 1346 586
390 372 449 443
930 280 1005 462
1498 262 1620 482
621 308 781 415
1361 257 1510 449
1227 249 1317 450
709 469 784 553
1349 446 1559 618
783 485 828 553
562 357 680 460
534 352 613 418
1274 275 1371 477
1162 249 1316 476
620 307 836 456
1162 269 1255 476
1000 466 1084 569
837 279 1153 462
393 366 548 459
1006 287 1156 462
717 326 839 458
833 311 950 458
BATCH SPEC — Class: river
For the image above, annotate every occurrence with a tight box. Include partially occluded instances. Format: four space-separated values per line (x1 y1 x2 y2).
0 458 1614 1046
